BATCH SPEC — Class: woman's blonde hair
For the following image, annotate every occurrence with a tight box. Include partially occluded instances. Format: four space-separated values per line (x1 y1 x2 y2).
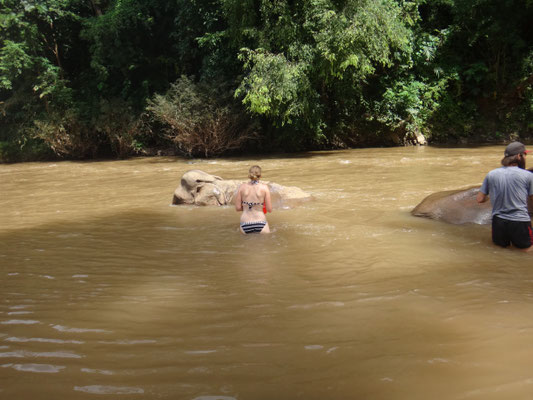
248 165 262 181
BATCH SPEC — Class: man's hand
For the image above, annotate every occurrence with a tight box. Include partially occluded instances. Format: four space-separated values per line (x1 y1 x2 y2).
477 191 488 203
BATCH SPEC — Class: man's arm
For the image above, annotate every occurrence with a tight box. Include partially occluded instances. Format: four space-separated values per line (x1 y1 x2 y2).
477 191 488 203
478 175 490 204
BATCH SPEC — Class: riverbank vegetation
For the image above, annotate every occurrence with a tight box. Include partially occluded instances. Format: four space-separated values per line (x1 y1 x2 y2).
1 0 532 162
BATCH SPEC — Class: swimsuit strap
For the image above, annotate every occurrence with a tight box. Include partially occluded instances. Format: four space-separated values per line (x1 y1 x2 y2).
242 200 264 210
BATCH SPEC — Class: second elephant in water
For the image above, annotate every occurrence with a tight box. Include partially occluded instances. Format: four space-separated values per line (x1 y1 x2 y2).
411 169 533 225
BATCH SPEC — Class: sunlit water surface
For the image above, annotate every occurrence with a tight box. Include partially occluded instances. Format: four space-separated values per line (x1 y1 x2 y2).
1 146 533 400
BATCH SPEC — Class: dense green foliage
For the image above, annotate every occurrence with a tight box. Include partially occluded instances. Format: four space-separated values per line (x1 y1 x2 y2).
1 0 532 161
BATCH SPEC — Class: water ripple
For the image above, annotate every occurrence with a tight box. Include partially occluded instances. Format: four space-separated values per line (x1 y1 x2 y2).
287 301 344 309
74 385 144 394
1 363 65 373
52 325 111 333
192 397 237 400
0 320 40 325
5 337 85 344
98 339 157 345
81 368 114 375
184 350 218 355
0 350 82 358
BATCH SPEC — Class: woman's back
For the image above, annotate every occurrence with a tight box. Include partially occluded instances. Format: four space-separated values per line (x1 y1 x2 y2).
239 182 268 220
235 166 272 234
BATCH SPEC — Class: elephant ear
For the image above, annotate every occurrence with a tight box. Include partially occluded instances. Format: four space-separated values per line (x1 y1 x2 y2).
195 175 222 185
194 182 226 206
198 182 226 205
212 185 226 205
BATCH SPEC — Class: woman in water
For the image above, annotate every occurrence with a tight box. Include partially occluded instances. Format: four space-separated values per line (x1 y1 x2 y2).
235 165 272 234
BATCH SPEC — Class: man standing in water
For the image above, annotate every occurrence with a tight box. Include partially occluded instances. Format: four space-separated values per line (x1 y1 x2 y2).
477 142 533 251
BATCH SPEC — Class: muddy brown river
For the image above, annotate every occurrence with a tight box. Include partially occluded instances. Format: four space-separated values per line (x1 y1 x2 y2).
1 146 533 400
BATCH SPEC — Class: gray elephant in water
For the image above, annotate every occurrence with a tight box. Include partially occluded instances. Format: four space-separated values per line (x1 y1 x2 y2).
411 186 492 224
412 169 533 224
172 169 312 208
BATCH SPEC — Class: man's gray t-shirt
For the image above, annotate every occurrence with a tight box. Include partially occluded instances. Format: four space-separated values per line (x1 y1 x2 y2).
480 166 533 221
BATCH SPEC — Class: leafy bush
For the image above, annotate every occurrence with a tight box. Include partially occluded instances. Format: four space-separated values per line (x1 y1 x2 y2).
146 76 258 157
31 110 98 158
0 139 55 163
0 141 20 162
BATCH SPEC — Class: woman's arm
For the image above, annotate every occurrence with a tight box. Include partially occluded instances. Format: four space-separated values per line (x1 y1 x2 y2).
264 185 272 213
235 185 243 211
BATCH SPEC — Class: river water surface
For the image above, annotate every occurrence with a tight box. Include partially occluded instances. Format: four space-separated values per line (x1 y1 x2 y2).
1 146 533 400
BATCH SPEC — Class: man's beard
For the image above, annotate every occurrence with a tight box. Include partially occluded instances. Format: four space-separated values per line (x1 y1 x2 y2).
518 156 526 169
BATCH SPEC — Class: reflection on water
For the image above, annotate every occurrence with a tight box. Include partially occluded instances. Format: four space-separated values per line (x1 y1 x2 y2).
1 146 533 399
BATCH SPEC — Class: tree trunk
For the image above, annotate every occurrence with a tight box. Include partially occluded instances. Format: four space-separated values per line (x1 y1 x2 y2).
88 0 103 16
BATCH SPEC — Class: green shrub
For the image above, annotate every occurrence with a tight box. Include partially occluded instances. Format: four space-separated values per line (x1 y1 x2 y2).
146 76 258 157
31 110 99 159
0 141 19 162
0 139 55 163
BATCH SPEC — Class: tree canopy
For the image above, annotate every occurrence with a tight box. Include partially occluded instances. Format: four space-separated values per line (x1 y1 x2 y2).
1 0 532 161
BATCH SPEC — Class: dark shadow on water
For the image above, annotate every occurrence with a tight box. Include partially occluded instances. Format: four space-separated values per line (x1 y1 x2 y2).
3 208 533 399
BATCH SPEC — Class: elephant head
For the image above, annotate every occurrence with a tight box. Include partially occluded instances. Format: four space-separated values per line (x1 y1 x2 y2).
172 169 229 206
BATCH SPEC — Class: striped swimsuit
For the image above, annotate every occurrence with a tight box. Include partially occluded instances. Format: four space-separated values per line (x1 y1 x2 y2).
240 221 267 234
240 181 267 234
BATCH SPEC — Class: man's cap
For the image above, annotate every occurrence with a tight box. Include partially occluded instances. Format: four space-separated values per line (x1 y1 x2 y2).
504 141 530 157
